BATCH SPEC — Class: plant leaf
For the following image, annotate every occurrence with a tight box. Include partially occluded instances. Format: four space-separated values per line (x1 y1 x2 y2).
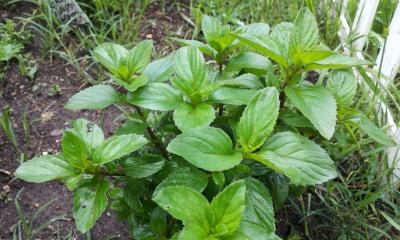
65 85 120 110
256 131 337 185
234 34 288 67
225 52 272 75
242 23 270 38
173 46 207 97
92 42 127 75
128 83 183 111
210 180 246 235
237 88 279 152
143 54 175 83
15 155 74 183
121 154 165 178
62 131 88 169
327 70 357 107
126 40 153 73
93 134 148 164
241 178 275 233
73 178 109 233
152 185 209 228
178 224 209 240
174 38 217 57
305 54 370 70
71 119 105 154
285 85 336 139
155 167 209 194
289 7 319 55
218 74 264 89
167 126 243 171
209 87 258 105
173 103 215 131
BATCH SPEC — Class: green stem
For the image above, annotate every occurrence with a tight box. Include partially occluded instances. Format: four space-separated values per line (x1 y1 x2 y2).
133 106 170 160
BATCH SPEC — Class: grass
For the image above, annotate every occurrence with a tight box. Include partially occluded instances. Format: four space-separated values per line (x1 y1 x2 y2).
1 0 400 239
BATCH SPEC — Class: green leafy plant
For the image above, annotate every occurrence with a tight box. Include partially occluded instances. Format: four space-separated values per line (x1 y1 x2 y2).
14 8 394 239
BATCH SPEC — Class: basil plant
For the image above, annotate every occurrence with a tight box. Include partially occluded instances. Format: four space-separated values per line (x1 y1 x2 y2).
15 7 393 239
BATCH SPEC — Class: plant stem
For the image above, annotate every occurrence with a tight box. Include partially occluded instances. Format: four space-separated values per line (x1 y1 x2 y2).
133 106 170 160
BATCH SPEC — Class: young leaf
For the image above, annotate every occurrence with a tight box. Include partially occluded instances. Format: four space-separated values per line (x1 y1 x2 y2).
65 85 120 110
92 42 127 75
155 168 209 194
202 15 234 51
113 73 149 92
241 178 275 233
73 178 109 233
305 54 370 70
173 38 218 57
121 155 165 178
128 83 183 111
225 52 272 75
209 180 246 235
237 88 279 152
327 70 357 107
218 74 264 89
234 34 288 67
71 119 105 154
173 46 207 97
178 224 209 240
209 87 258 105
285 85 337 139
289 7 319 55
126 40 153 73
62 131 88 169
93 134 148 164
143 54 175 83
242 23 270 38
173 103 215 131
256 131 337 185
167 126 243 171
15 155 74 183
152 185 209 228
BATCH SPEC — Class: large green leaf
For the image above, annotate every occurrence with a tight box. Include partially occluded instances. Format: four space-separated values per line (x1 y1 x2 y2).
143 54 175 83
93 134 148 164
237 88 279 152
209 180 246 235
285 85 337 139
209 87 258 105
289 7 319 55
327 70 357 107
153 185 209 228
256 131 337 185
73 178 109 233
155 168 209 194
15 155 74 183
240 178 275 233
126 40 153 73
62 131 88 169
65 85 120 110
167 126 243 171
173 46 208 97
225 52 272 74
71 119 105 154
122 154 165 178
128 83 183 111
173 103 215 131
234 34 288 67
305 54 370 70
